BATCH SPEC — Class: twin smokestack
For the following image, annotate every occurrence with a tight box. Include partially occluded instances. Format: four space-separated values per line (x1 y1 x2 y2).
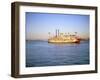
56 29 59 37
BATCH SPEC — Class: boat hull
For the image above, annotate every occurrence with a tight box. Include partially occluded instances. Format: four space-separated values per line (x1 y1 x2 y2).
48 40 80 43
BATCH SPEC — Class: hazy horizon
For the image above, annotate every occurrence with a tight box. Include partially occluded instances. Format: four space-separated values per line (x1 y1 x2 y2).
26 12 89 40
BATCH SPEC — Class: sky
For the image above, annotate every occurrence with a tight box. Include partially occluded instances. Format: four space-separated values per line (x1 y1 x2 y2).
26 12 89 40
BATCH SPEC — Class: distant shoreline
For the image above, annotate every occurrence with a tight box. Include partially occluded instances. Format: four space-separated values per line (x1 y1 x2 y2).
26 39 89 42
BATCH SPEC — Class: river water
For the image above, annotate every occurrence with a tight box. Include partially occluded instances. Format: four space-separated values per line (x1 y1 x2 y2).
26 40 89 67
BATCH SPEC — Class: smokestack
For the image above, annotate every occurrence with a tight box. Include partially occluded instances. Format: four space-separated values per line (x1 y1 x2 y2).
58 29 59 36
56 29 57 37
